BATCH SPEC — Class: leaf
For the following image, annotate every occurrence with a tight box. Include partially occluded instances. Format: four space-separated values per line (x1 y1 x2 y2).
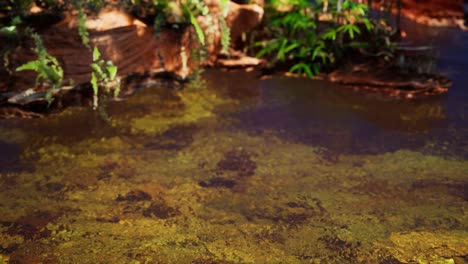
219 16 231 54
11 16 22 26
0 25 17 35
256 40 279 58
90 63 103 76
322 29 337 41
219 0 229 18
276 38 288 61
312 45 323 60
312 45 328 64
107 65 118 80
284 42 299 53
92 46 101 61
16 61 41 72
338 24 361 39
289 62 315 78
185 5 205 46
363 19 373 31
77 10 90 49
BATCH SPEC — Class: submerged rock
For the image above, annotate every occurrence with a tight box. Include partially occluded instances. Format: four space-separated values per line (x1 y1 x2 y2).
328 63 451 100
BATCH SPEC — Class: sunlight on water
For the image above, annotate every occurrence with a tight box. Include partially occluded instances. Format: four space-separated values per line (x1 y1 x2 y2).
0 21 467 263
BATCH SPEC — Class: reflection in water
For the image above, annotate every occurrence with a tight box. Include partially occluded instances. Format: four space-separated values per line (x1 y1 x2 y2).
209 72 460 157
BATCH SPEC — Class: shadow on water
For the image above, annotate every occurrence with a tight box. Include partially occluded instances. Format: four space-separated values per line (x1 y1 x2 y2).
0 16 465 161
206 70 465 157
0 141 22 173
203 17 468 159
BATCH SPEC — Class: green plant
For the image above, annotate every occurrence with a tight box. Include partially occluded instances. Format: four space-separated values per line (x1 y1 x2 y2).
144 0 231 86
89 46 120 109
218 0 231 54
256 0 373 77
16 31 63 104
1 16 23 74
71 2 120 110
181 0 213 46
75 4 90 49
0 16 22 40
1 0 34 16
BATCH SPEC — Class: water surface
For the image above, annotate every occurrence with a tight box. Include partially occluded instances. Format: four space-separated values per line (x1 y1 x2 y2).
0 20 467 263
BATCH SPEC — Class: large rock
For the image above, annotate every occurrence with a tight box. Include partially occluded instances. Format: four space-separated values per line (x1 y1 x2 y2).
206 0 263 48
374 0 465 28
0 1 264 103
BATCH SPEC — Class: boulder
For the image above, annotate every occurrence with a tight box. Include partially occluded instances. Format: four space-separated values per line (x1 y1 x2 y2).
0 1 264 108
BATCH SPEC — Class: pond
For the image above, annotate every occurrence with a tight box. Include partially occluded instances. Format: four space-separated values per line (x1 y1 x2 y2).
0 19 467 263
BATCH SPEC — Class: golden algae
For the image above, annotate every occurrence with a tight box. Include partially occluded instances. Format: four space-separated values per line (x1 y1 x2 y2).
115 89 228 136
1 82 467 263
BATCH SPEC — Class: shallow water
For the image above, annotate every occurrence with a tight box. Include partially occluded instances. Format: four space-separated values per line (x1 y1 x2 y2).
0 21 467 263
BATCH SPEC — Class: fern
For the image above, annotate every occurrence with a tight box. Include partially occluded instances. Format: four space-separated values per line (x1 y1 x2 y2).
16 32 63 104
89 46 120 109
77 9 90 49
256 0 374 77
73 1 91 49
218 16 231 54
71 2 120 110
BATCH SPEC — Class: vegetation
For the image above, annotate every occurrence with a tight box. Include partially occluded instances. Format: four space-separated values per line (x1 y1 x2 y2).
90 46 120 109
256 0 378 77
1 0 231 110
16 30 64 104
0 0 410 113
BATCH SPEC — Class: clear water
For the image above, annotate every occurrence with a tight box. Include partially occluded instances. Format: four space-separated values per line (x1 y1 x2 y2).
0 19 466 263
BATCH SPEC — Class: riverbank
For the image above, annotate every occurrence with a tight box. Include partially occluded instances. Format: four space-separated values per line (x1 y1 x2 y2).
0 1 460 118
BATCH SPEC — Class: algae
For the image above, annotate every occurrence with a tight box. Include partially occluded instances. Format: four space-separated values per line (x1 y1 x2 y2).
115 90 227 136
1 75 467 263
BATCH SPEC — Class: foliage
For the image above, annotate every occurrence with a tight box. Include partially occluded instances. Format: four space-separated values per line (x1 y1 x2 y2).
0 16 22 40
16 31 64 104
90 46 120 110
1 16 23 73
183 3 206 46
256 0 373 77
218 16 231 54
75 3 90 49
218 0 231 54
0 0 34 16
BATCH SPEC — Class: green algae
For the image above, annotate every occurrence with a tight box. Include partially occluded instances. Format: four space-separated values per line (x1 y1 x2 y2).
1 80 467 263
114 90 228 136
5 125 467 263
